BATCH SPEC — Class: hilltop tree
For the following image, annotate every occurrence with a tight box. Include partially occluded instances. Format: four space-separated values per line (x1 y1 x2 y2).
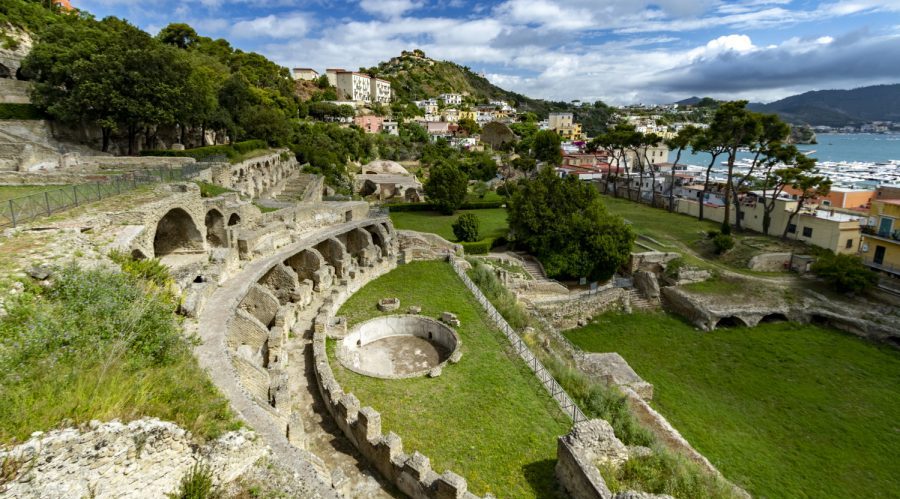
665 125 700 212
507 168 634 282
729 113 791 230
425 160 468 214
758 144 806 235
157 23 199 49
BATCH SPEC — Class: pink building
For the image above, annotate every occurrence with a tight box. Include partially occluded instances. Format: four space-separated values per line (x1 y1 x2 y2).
354 115 384 134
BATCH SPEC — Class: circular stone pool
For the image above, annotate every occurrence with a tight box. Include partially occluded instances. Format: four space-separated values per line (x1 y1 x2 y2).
337 315 460 379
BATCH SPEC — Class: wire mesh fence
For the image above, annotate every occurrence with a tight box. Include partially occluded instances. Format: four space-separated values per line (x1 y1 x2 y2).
449 257 587 424
0 164 207 229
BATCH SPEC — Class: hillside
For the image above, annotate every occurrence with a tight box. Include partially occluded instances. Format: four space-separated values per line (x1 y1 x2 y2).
749 84 900 126
366 50 569 117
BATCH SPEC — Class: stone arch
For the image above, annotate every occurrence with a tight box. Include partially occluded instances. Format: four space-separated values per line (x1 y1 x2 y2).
759 313 788 324
153 208 203 257
315 238 351 278
284 248 330 285
365 224 390 254
0 63 10 79
205 209 227 247
228 213 241 226
131 249 147 260
715 316 747 329
15 66 30 81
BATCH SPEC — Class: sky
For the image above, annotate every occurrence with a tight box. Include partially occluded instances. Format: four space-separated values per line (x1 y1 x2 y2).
74 0 900 105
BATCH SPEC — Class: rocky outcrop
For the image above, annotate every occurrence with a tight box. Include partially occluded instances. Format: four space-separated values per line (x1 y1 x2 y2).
0 418 266 499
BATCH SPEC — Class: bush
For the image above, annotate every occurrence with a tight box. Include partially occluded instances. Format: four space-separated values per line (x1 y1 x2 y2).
461 239 492 255
601 451 739 498
720 222 732 235
0 103 45 120
712 233 735 254
453 213 480 242
193 181 234 199
232 139 267 154
385 201 503 212
108 250 172 288
168 462 215 499
811 252 878 294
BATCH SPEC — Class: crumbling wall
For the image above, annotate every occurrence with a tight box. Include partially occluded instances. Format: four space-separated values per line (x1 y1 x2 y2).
0 419 266 499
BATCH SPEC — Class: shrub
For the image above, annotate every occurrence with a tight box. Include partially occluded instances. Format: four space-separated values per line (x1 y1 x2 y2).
108 250 172 288
811 252 878 294
601 451 739 498
232 139 266 154
461 239 492 255
168 462 215 499
720 222 732 235
706 230 720 239
712 233 735 254
452 213 481 242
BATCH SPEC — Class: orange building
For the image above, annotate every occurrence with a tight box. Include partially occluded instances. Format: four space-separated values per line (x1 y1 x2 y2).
53 0 75 11
783 186 875 211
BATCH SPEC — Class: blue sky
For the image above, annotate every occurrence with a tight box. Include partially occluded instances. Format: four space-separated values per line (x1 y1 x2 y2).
75 0 900 105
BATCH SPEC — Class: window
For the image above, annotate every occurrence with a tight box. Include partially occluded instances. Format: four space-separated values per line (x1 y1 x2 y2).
802 227 813 237
788 224 797 233
846 239 854 249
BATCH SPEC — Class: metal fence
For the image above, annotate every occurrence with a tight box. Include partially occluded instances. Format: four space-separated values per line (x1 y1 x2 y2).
0 164 207 229
449 257 587 424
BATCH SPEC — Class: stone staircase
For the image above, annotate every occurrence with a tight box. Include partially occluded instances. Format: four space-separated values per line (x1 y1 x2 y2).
521 256 551 283
274 173 322 203
626 289 657 310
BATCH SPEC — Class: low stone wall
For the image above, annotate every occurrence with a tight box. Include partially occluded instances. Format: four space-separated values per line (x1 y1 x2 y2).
531 287 627 330
203 150 298 199
0 78 31 104
747 252 792 272
0 418 266 499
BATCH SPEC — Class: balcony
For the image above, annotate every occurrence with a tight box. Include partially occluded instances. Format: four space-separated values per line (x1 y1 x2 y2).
862 259 900 277
861 226 900 243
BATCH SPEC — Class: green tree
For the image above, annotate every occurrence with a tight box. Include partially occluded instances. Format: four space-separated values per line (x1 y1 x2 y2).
461 152 498 181
665 126 700 212
811 253 877 294
425 160 468 214
708 100 761 231
512 155 536 173
781 156 831 239
690 128 728 222
507 168 634 281
457 117 481 136
452 213 480 242
157 23 199 49
533 130 562 166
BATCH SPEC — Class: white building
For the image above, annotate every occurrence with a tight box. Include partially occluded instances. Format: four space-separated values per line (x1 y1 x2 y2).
292 68 319 81
414 99 439 115
335 71 372 102
548 112 574 130
325 68 344 87
382 121 399 136
440 93 463 105
370 78 392 104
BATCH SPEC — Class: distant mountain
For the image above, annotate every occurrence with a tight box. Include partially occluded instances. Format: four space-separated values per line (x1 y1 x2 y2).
675 96 702 105
749 84 900 126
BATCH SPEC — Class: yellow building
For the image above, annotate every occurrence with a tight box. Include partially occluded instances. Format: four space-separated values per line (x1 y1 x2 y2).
860 199 900 275
458 110 476 121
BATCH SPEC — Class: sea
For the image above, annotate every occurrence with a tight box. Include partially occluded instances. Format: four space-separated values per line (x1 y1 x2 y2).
668 133 900 166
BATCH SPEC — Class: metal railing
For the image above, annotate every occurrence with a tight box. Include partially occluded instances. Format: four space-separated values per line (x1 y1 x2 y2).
449 257 587 424
0 164 207 229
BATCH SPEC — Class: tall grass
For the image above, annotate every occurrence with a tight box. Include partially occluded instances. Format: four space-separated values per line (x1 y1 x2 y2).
0 265 237 444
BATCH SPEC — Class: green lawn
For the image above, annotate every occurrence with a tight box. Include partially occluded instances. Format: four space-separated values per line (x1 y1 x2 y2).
564 311 900 498
0 185 68 203
599 195 819 270
332 261 570 497
389 208 508 243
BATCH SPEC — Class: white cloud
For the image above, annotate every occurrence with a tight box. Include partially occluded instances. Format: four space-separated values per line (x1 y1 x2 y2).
230 13 309 39
359 0 423 18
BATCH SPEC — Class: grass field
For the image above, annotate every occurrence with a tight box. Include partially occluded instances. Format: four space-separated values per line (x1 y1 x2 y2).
0 185 69 203
599 195 818 271
389 208 508 243
564 311 900 498
331 261 570 497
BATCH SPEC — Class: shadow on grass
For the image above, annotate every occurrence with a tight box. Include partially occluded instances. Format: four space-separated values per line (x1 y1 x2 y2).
522 458 567 498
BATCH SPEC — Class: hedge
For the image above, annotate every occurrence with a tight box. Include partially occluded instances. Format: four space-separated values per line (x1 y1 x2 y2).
386 200 505 212
140 140 268 161
460 237 506 255
0 103 46 120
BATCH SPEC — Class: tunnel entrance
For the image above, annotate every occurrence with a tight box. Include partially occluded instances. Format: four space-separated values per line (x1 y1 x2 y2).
205 209 227 247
